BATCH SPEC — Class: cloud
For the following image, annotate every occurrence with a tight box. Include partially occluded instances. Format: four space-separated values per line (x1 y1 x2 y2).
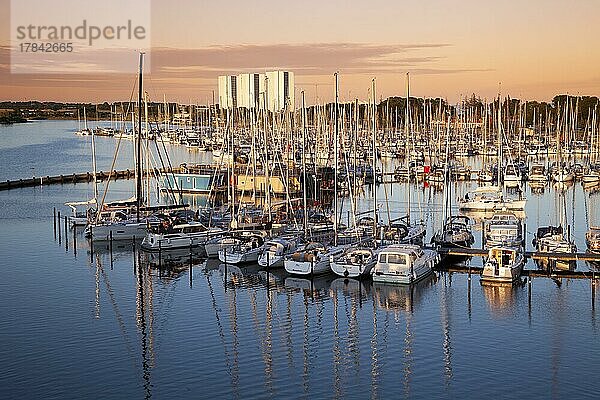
0 42 493 100
150 43 457 77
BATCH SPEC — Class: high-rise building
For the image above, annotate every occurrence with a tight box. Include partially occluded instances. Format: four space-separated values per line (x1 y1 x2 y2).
237 73 262 109
218 75 238 109
218 71 294 111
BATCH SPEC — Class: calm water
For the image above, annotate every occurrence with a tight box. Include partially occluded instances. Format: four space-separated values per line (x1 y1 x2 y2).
1 121 600 399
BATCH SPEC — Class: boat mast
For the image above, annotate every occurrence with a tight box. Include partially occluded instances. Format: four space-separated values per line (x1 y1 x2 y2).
334 72 339 245
302 91 308 238
405 72 411 224
497 87 503 189
90 108 98 203
372 78 377 237
136 52 144 222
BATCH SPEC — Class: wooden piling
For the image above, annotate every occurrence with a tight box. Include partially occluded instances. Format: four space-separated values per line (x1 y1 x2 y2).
73 226 77 257
109 231 113 270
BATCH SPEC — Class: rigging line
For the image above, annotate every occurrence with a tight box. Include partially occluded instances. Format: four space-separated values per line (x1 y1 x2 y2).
152 139 178 204
96 84 137 223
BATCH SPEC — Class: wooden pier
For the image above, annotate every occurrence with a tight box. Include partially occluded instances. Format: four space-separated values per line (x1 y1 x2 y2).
0 167 184 191
439 246 600 262
437 247 600 279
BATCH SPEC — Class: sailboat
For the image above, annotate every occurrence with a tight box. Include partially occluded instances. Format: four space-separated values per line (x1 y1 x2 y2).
85 53 158 241
400 72 426 242
431 114 474 252
75 107 91 135
67 108 99 226
331 79 381 279
459 95 526 212
533 189 577 270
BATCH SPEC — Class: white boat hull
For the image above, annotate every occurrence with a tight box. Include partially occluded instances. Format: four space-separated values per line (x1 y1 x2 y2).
330 258 376 278
371 249 438 284
141 229 224 251
219 246 262 264
85 222 148 241
481 255 524 283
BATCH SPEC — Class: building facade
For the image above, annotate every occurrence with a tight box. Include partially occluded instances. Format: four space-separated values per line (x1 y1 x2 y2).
218 71 294 111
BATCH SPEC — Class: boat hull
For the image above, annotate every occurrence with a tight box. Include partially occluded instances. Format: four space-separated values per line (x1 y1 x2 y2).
85 222 148 241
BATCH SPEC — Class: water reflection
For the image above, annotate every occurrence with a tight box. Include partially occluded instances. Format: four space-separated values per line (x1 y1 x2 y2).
372 274 436 312
40 218 600 399
481 279 526 316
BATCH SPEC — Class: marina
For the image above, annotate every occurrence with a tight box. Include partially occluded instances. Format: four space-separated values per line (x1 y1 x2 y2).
3 114 600 400
3 4 600 394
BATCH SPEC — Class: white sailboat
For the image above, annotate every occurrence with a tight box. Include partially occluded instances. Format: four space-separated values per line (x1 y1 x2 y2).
258 237 301 268
85 53 153 241
459 94 526 211
284 242 345 275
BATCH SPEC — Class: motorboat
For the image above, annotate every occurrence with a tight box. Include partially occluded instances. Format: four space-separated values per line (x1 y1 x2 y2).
371 244 439 284
484 211 523 249
528 163 547 183
481 247 525 284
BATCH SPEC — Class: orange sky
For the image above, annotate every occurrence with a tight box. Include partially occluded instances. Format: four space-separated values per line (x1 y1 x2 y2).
1 0 599 104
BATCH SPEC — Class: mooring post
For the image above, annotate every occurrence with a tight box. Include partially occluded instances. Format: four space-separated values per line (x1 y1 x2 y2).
57 211 61 243
64 216 68 251
53 207 56 239
109 231 113 270
481 220 485 247
158 240 162 270
468 265 471 281
73 226 77 257
189 240 193 287
592 271 596 310
528 276 532 308
266 251 270 271
89 226 94 263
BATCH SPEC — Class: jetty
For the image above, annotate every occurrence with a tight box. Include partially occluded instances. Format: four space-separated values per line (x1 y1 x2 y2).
0 167 184 191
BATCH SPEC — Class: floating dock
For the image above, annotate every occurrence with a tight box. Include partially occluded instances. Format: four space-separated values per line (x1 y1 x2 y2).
0 167 184 191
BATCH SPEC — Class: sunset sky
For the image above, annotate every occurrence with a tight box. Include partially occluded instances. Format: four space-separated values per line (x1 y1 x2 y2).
1 0 599 104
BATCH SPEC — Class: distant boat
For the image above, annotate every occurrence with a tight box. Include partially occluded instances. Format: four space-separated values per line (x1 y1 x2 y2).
458 186 526 211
